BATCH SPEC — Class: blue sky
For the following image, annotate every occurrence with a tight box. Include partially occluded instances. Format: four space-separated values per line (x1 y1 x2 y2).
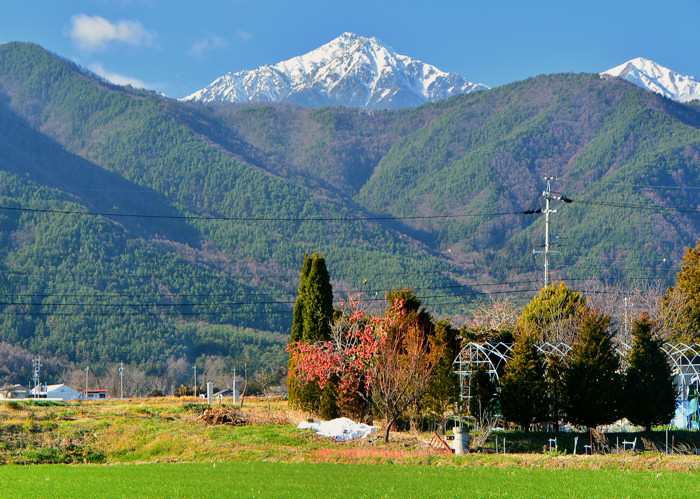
1 0 699 99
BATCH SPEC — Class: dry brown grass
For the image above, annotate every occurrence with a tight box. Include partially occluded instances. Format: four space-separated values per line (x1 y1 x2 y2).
313 446 426 462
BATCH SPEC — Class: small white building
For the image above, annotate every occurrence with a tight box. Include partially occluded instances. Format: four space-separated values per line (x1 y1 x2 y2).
30 383 81 401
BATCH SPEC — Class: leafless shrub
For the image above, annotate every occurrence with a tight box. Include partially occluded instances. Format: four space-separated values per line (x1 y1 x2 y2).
580 281 668 343
641 436 661 453
591 427 610 454
465 296 520 334
469 413 499 451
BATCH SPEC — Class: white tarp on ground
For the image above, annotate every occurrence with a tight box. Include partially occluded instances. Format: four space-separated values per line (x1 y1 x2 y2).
297 417 377 442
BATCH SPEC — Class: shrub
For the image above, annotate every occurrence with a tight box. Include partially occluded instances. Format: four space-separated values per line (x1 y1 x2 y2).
4 401 21 411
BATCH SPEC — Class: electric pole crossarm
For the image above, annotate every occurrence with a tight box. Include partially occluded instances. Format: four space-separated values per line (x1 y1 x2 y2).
533 177 568 288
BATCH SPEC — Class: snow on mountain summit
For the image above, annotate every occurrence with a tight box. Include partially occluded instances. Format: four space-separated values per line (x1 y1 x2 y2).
183 33 488 109
601 57 700 103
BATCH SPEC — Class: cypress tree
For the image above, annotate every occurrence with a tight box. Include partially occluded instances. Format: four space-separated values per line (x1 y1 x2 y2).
288 253 310 406
319 377 340 420
302 251 333 343
499 330 548 432
290 252 311 344
287 251 336 413
563 309 622 429
624 314 676 431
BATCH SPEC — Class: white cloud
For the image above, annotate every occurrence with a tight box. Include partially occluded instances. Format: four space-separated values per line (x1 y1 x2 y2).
236 30 252 42
90 63 149 89
188 33 228 57
69 14 157 51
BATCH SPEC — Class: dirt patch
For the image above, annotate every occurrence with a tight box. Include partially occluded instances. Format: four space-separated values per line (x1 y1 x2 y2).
198 407 248 426
246 410 290 426
197 406 290 426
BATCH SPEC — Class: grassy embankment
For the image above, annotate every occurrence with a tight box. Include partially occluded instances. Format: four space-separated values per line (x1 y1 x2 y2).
2 396 700 466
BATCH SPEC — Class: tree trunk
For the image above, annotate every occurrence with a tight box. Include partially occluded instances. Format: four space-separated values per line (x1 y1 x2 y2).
384 418 395 442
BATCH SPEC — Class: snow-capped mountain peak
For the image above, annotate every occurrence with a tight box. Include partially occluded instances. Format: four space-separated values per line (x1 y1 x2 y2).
601 57 700 103
183 33 488 110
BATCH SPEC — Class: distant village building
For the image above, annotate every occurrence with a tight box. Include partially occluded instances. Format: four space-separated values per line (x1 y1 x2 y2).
30 383 81 400
82 389 108 400
0 384 29 399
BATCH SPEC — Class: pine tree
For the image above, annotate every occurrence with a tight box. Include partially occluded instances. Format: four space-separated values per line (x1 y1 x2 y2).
545 352 566 432
499 330 548 432
469 366 497 422
563 309 622 429
422 320 460 426
624 314 676 431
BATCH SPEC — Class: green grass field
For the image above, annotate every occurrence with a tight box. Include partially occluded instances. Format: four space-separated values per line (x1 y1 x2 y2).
3 398 700 497
3 461 700 498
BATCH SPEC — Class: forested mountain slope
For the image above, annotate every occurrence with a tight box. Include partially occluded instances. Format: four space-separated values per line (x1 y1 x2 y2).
0 42 699 375
356 74 700 281
0 43 456 374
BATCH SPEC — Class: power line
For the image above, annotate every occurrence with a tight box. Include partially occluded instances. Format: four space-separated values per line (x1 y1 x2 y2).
0 204 540 222
572 198 700 214
558 178 700 191
0 288 542 317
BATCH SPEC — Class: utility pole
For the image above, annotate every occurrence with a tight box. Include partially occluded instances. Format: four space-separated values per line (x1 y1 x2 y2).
119 361 124 399
232 368 238 404
193 365 198 398
85 366 89 400
533 177 570 288
32 357 41 399
624 297 632 336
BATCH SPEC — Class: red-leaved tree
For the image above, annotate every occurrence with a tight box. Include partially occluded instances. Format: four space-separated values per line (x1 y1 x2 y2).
288 298 445 442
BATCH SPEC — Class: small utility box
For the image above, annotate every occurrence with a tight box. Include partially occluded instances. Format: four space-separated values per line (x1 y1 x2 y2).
453 426 469 455
206 382 213 405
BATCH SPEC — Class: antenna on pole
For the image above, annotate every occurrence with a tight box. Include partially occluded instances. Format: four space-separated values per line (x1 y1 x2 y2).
193 365 198 398
533 176 569 288
119 361 124 399
32 357 41 399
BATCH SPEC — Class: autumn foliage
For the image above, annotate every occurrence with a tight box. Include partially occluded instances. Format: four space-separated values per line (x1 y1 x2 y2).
288 297 446 441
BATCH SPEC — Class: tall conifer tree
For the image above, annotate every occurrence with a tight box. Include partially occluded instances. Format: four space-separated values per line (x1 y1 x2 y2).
302 251 333 343
290 253 311 343
624 314 676 431
563 309 622 429
287 251 335 412
469 366 497 422
287 252 311 405
499 330 548 432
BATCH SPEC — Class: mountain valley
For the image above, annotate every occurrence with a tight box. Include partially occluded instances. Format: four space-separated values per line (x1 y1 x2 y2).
0 41 699 379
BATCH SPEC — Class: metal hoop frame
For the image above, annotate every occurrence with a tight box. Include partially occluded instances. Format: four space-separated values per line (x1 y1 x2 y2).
455 341 700 406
